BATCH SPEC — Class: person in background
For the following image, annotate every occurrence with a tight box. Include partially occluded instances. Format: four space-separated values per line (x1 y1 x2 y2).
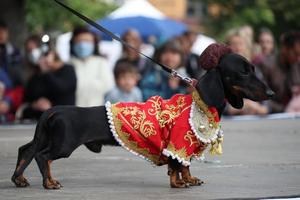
0 81 4 99
139 39 187 100
116 29 147 74
69 26 114 107
281 31 300 113
21 51 76 120
225 27 269 115
23 35 42 83
0 20 24 122
239 25 256 59
0 81 10 122
0 20 22 87
226 28 251 61
258 28 276 58
105 61 142 103
285 86 300 113
250 28 284 114
254 31 300 113
252 28 277 73
0 80 24 122
180 31 206 79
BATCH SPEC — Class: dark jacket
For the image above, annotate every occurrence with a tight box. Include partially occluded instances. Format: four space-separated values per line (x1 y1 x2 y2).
23 64 76 119
0 43 23 87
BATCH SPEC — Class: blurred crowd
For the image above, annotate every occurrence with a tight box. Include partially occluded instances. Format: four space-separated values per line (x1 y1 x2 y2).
0 19 300 123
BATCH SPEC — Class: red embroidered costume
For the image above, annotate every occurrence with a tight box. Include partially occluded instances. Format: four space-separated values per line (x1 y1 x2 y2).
105 91 223 166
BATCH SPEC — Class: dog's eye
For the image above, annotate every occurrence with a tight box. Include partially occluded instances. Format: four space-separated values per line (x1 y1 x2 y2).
240 70 249 76
241 66 251 76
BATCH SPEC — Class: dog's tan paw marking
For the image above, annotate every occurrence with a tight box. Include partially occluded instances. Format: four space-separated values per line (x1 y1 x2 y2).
171 180 189 188
12 175 30 187
50 179 63 188
43 178 62 189
176 179 186 185
189 177 204 186
183 176 204 186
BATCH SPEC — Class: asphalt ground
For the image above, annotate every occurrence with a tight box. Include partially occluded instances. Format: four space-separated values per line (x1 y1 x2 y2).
0 118 300 200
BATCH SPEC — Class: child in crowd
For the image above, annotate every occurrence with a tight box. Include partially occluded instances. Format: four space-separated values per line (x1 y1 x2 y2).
139 39 187 100
105 61 142 103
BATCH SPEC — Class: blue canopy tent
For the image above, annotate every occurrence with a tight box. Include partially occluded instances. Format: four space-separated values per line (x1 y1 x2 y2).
90 16 187 43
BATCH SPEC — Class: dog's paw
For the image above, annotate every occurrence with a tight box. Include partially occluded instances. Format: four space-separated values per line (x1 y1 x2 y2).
171 180 189 188
43 178 63 189
188 177 204 186
11 175 30 187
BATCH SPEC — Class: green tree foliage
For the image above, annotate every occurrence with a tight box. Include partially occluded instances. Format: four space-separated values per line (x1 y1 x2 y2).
26 0 117 33
202 0 300 41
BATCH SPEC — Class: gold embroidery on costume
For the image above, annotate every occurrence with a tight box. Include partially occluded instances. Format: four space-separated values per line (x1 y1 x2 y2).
121 106 156 138
166 143 190 160
184 131 199 147
148 96 187 128
111 105 163 165
148 96 162 115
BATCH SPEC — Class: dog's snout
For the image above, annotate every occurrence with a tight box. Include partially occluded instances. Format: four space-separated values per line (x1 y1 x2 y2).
266 89 275 98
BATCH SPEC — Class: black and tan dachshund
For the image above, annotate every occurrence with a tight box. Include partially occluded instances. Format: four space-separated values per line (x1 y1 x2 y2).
11 52 274 189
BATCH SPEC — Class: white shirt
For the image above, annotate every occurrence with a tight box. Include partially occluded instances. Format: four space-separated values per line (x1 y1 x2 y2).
70 55 114 107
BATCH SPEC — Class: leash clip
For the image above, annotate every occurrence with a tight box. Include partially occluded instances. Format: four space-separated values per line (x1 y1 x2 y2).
171 70 198 87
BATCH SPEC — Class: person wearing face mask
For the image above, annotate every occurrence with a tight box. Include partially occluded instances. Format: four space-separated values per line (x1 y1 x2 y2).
23 35 43 83
69 26 114 107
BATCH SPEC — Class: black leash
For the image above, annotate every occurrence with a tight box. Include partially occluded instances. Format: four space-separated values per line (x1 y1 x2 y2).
54 0 197 86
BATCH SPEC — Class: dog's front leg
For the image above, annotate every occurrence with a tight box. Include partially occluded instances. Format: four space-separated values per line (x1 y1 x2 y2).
181 166 204 186
168 159 188 188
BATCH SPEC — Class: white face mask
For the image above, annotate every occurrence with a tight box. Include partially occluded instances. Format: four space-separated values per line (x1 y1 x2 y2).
73 41 95 59
28 48 42 65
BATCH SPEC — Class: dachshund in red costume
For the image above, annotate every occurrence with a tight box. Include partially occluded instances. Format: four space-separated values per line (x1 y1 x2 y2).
11 44 274 189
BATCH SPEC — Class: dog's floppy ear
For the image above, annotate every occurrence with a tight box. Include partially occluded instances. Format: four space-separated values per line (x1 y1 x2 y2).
218 54 244 109
196 68 225 108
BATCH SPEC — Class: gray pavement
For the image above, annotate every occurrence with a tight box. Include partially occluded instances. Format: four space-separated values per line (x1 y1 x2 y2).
0 119 300 200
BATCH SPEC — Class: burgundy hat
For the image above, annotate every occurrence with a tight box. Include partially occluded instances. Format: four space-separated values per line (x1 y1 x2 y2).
199 43 232 70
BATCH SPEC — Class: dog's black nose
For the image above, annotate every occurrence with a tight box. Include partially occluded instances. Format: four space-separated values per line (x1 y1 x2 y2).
266 89 275 98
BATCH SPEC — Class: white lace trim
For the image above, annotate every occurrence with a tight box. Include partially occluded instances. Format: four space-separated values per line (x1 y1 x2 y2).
188 102 224 144
162 149 191 166
105 101 157 166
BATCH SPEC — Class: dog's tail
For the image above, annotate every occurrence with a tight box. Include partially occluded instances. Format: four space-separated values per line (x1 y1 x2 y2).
31 110 55 153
